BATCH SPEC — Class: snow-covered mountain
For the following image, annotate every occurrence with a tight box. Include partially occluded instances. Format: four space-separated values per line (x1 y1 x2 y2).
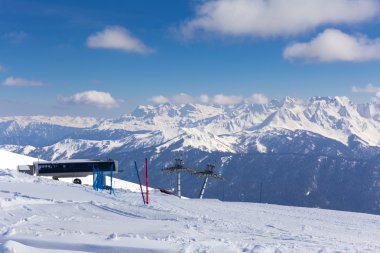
1 96 380 214
3 96 380 152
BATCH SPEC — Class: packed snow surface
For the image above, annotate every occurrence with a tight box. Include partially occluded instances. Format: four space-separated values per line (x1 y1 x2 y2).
1 151 380 252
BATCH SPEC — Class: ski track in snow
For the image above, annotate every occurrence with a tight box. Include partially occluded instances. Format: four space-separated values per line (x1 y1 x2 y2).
0 168 380 253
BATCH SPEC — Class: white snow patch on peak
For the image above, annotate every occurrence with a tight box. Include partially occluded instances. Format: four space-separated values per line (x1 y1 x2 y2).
41 138 124 160
255 139 267 153
281 96 304 108
157 128 236 153
334 96 351 105
180 128 235 153
131 104 157 117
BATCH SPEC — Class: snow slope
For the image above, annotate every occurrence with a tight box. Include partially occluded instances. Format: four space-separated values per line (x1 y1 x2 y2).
0 150 42 171
1 151 380 252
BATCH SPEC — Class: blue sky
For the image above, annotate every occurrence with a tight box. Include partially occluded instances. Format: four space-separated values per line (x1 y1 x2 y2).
1 0 380 117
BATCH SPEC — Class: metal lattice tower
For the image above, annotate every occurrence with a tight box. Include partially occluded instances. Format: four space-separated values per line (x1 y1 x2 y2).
193 164 223 199
162 158 196 198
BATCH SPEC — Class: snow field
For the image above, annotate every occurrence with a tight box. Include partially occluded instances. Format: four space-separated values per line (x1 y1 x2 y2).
1 168 380 253
1 150 380 252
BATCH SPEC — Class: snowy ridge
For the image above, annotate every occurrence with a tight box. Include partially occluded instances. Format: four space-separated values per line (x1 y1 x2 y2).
0 116 97 129
0 150 380 252
90 96 380 149
3 96 380 155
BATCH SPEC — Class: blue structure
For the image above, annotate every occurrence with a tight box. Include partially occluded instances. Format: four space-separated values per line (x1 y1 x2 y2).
93 163 114 195
109 164 114 195
92 165 104 191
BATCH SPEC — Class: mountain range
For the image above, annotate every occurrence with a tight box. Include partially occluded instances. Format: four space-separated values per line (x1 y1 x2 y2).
1 96 380 214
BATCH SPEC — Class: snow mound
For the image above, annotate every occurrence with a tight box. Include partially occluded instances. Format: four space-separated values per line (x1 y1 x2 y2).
2 240 91 253
0 149 41 170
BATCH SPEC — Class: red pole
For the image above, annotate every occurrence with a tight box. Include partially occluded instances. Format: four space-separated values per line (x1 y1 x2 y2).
145 158 149 205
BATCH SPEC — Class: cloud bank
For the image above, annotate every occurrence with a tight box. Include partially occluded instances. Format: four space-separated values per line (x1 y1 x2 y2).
86 26 153 54
352 83 380 99
180 0 379 38
149 95 170 104
58 90 123 109
352 83 380 94
3 76 44 87
213 94 243 105
148 93 268 105
284 29 380 62
245 93 269 104
171 93 196 104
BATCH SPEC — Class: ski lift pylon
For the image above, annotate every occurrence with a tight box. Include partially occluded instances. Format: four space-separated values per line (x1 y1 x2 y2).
162 158 196 198
193 164 223 199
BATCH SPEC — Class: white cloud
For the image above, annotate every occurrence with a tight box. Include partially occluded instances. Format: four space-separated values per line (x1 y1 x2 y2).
351 83 380 101
245 93 268 104
2 31 28 43
3 76 44 87
212 94 243 105
148 94 210 104
171 93 194 104
58 90 123 109
180 0 379 38
149 95 170 104
352 83 380 93
148 92 269 105
284 29 380 62
86 26 153 54
198 94 210 104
